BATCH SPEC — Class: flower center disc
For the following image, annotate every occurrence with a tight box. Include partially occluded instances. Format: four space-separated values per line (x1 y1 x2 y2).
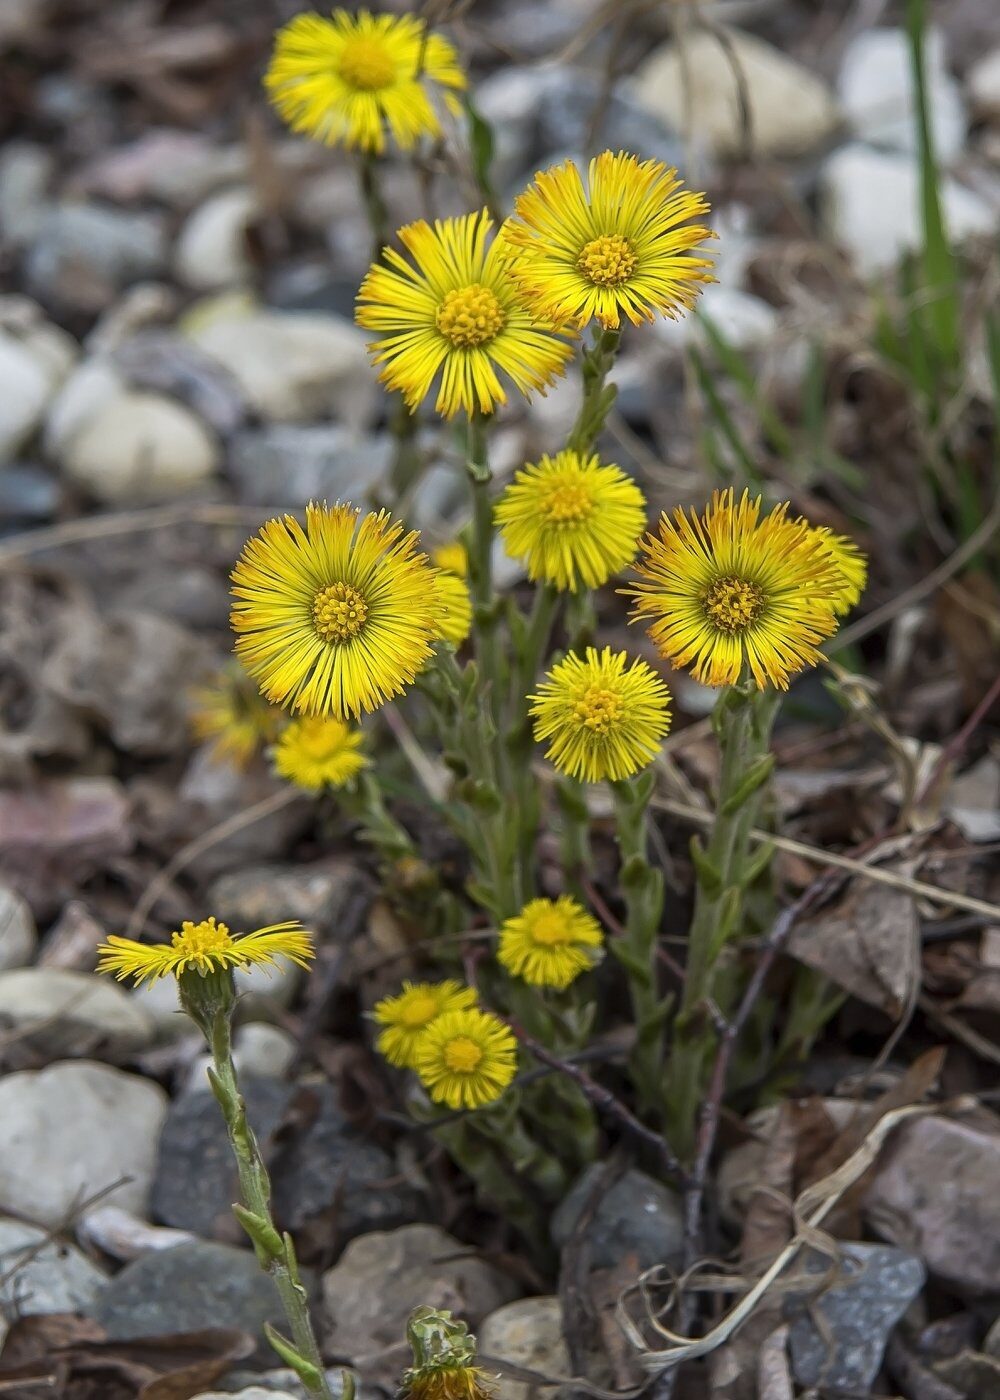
172 918 232 959
542 482 593 525
704 575 766 633
313 581 369 643
399 993 439 1029
577 234 637 287
530 911 572 946
338 38 396 90
574 685 624 735
436 284 506 348
443 1036 484 1073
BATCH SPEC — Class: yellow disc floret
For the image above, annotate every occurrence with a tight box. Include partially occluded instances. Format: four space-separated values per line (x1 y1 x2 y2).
435 285 506 348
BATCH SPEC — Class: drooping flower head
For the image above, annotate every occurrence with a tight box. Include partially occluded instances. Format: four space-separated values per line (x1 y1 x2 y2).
402 1307 494 1400
264 9 466 154
356 210 575 420
432 541 468 578
501 150 715 331
96 917 314 988
432 569 474 647
530 646 672 784
811 526 867 616
415 1007 517 1110
189 663 284 769
626 489 844 691
373 979 478 1069
495 449 646 592
231 502 441 720
499 896 604 989
273 715 367 791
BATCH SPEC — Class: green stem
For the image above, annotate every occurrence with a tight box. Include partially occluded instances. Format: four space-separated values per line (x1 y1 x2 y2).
556 777 591 896
357 151 389 260
565 327 621 456
465 411 502 725
506 582 560 898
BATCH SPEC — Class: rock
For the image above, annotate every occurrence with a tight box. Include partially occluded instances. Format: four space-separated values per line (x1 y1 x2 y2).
77 1204 196 1262
0 141 53 251
58 386 220 504
229 425 393 507
0 968 154 1062
0 464 61 527
820 143 996 277
78 132 248 207
110 329 246 437
536 69 682 170
26 201 166 316
633 29 839 160
0 298 77 464
969 47 1000 121
233 1022 297 1080
0 885 37 970
208 859 360 944
551 1165 683 1270
864 1112 1000 1293
200 1368 351 1398
0 1216 107 1348
785 1243 924 1394
187 306 378 429
0 1061 167 1227
653 285 778 353
196 1390 299 1400
478 1297 570 1400
176 753 311 884
465 67 543 190
175 187 259 291
37 900 107 971
93 1240 285 1351
322 1224 518 1359
838 27 966 161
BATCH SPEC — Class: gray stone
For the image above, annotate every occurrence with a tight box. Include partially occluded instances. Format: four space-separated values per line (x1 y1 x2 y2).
230 425 393 507
26 201 166 316
785 1243 925 1394
838 26 966 161
551 1165 683 1270
0 299 77 464
202 1368 351 1398
0 885 37 970
0 1217 107 1342
0 142 52 252
537 71 683 170
969 46 1000 121
0 464 61 526
233 1022 297 1080
0 967 154 1061
478 1297 570 1400
208 859 360 944
175 187 259 290
93 1240 285 1350
322 1223 518 1359
0 1061 167 1227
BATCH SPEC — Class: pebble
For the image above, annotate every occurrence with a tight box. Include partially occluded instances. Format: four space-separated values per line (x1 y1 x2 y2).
785 1243 925 1393
0 1060 167 1227
551 1165 684 1270
175 186 260 291
322 1223 518 1360
969 47 1000 121
0 1216 108 1350
78 131 248 207
0 967 154 1062
652 285 779 354
0 141 53 251
229 424 393 507
201 1368 351 1398
633 29 839 160
838 26 966 161
208 859 361 945
478 1297 570 1400
77 1204 196 1262
536 68 683 170
0 298 77 464
820 143 997 277
0 464 61 528
233 1022 297 1080
0 885 38 971
187 305 378 429
26 201 166 316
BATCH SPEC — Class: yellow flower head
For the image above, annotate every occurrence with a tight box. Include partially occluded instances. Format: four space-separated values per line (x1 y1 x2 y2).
189 663 284 769
530 646 672 784
498 896 603 989
96 917 314 987
356 210 575 420
495 449 646 592
627 489 843 691
274 715 367 791
374 979 478 1069
264 8 466 154
415 1007 517 1110
231 502 441 721
432 540 468 578
812 526 867 616
403 1308 495 1400
432 568 474 647
501 150 715 330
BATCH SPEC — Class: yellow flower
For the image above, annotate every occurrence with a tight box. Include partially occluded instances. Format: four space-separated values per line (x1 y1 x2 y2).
189 663 284 769
356 210 575 420
812 526 867 616
530 646 672 783
494 449 646 592
273 715 367 791
231 502 441 721
415 1007 517 1110
264 8 466 155
498 896 603 989
432 541 468 579
432 569 474 647
626 489 843 691
374 979 478 1069
403 1308 494 1400
501 150 715 330
96 917 314 988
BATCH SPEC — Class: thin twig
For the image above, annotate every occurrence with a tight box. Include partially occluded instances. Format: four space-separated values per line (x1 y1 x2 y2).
914 667 1000 807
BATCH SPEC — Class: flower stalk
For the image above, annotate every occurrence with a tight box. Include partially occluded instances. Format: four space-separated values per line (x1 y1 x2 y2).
565 327 620 455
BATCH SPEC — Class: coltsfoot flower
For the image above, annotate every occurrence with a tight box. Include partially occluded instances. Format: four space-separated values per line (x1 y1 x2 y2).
231 502 441 720
374 979 478 1069
432 569 474 647
498 896 603 989
356 210 575 419
432 540 468 578
494 449 646 592
264 9 466 154
402 1307 495 1400
273 715 367 791
530 646 672 784
812 526 867 616
189 663 284 769
415 1007 517 1110
501 150 715 330
626 488 844 691
96 917 314 987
